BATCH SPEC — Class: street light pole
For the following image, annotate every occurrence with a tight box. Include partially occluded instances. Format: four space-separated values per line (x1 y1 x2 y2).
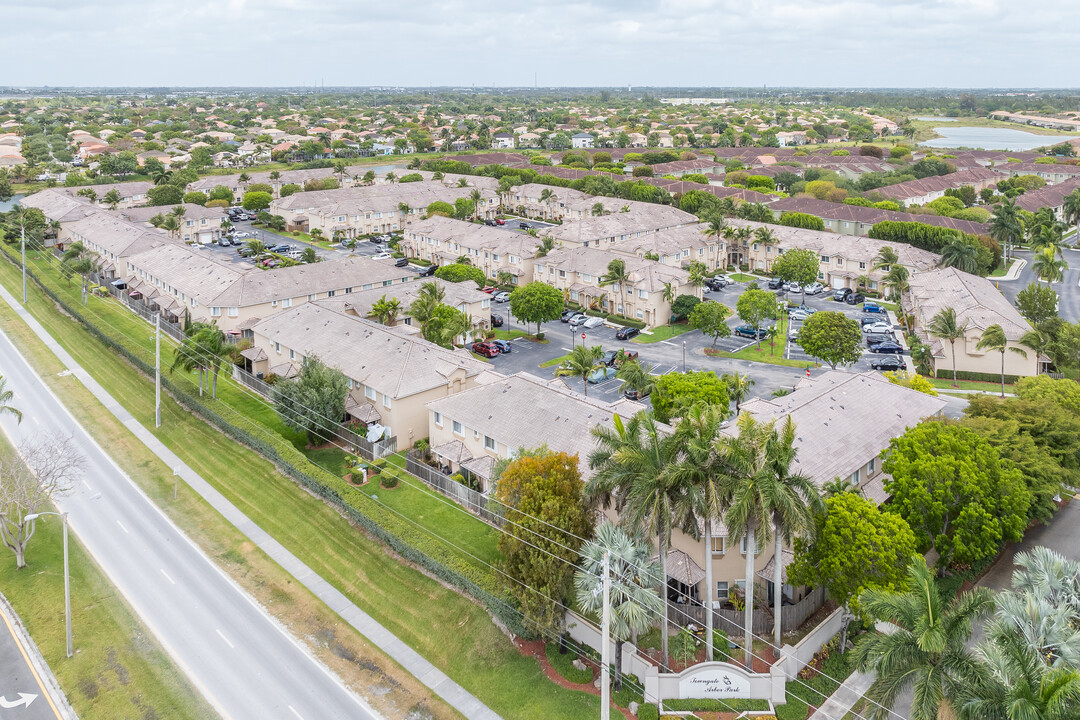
21 224 26 304
600 550 611 720
155 315 161 429
682 341 686 373
24 511 72 658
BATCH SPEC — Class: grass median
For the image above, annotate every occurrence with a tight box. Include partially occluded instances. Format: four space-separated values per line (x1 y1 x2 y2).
0 246 599 719
630 322 696 344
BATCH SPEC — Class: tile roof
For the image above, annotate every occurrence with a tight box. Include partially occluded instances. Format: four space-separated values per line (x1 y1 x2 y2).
906 267 1032 340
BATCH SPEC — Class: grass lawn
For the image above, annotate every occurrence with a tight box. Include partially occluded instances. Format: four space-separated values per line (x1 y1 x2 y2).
989 258 1017 278
924 375 1013 392
631 323 696 344
540 353 572 369
727 273 758 282
0 247 600 720
708 345 817 369
0 435 215 720
493 328 532 341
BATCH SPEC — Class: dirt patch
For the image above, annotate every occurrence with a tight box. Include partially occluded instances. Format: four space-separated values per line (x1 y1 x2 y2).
77 675 99 700
106 646 131 685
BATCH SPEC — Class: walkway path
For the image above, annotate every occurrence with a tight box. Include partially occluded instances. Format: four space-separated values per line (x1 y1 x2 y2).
807 670 876 720
0 282 502 720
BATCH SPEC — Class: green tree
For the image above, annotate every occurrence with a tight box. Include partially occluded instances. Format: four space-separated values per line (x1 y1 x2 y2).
796 311 862 370
853 555 994 720
1062 189 1080 236
940 237 984 274
976 324 1025 397
368 295 402 326
721 372 755 414
241 190 273 212
736 287 780 349
989 197 1023 264
927 306 969 387
299 247 319 264
183 191 208 206
1015 283 1058 328
424 304 471 348
688 301 732 347
573 522 663 690
615 359 658 400
433 263 485 287
651 371 730 424
60 241 100 302
496 451 594 637
587 410 688 670
426 200 454 217
452 197 475 221
1032 247 1067 284
271 356 349 445
508 281 563 334
882 420 1031 570
554 345 604 397
147 184 184 206
670 294 700 321
771 248 820 305
1014 374 1080 414
598 258 632 313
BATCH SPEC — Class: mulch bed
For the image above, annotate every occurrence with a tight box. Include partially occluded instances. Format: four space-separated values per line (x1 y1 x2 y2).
514 638 635 720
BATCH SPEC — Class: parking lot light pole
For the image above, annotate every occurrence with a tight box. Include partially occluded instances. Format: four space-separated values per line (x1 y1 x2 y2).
682 341 686 372
24 511 72 658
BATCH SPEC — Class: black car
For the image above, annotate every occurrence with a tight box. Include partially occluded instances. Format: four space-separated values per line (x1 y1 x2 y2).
833 288 852 302
615 326 640 341
418 264 437 277
870 356 906 371
561 309 578 322
767 277 784 290
519 221 530 229
845 292 866 305
484 219 497 226
602 350 620 366
394 257 409 267
870 341 904 354
490 314 504 327
623 387 651 401
860 315 884 327
704 277 726 291
865 333 895 347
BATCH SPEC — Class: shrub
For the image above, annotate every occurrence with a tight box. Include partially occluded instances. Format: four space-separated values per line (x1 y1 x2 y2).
935 369 1021 384
637 705 659 720
779 211 825 231
380 474 399 488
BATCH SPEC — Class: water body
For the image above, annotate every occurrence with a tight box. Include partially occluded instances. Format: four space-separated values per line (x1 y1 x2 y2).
920 126 1077 151
0 194 24 213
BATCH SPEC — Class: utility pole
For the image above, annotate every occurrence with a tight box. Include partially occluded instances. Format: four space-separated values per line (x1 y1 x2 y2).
155 314 161 428
600 551 611 720
20 224 26 304
63 512 71 658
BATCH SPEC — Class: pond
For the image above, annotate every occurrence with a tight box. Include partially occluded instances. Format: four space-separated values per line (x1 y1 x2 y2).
0 194 24 213
920 126 1076 151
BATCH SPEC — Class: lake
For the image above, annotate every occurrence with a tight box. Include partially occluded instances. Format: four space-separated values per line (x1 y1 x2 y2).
920 126 1076 151
0 194 24 213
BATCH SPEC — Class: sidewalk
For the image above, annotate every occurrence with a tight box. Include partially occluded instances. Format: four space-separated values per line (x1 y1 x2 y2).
993 257 1027 282
0 593 78 720
808 669 875 720
0 284 502 720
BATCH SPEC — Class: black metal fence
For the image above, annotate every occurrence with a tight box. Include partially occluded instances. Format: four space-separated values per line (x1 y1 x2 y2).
406 450 505 528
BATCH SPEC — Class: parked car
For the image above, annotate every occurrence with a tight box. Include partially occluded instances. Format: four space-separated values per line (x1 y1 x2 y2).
870 356 906 371
865 333 895 347
237 247 255 257
495 218 506 225
767 277 784 290
481 286 498 294
705 277 727 291
560 309 578 322
484 219 497 226
734 324 768 339
491 339 512 354
870 341 904 354
519 221 530 229
784 281 801 293
862 302 887 315
493 292 511 303
615 326 640 341
623 387 651 401
418 264 437 277
471 341 501 358
845 292 866 305
582 315 605 328
788 308 813 321
371 252 393 260
833 288 852 302
862 322 893 335
490 314 504 327
587 366 618 384
804 282 825 295
395 257 409 267
217 238 231 247
860 315 884 327
568 314 589 327
602 349 640 367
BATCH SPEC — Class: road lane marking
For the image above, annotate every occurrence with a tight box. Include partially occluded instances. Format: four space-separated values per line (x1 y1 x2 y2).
288 706 305 719
116 520 129 534
160 569 176 585
660 340 675 346
82 479 93 490
215 628 235 648
0 608 62 719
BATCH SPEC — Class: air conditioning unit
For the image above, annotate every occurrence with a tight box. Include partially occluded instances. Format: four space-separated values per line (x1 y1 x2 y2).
256 372 264 379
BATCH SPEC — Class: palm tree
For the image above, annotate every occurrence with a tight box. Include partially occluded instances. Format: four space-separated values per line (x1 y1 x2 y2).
853 555 994 720
599 259 632 315
882 265 910 301
616 359 658 400
1032 247 1067 284
939 239 982 274
469 189 483 220
60 241 100 303
1030 223 1063 257
151 167 173 185
555 344 604 396
245 239 266 259
370 295 400 325
407 281 446 336
702 215 727 253
102 189 121 210
385 171 397 184
927 306 969 387
0 375 22 423
753 227 777 247
160 214 181 239
534 236 555 258
587 410 690 670
976 324 1026 397
1017 329 1049 373
994 547 1080 669
193 323 227 398
722 373 755 414
591 202 606 217
1063 189 1080 240
989 198 1023 264
872 245 900 272
762 416 821 648
662 282 676 305
822 477 862 498
332 160 347 184
573 522 665 691
299 247 320 264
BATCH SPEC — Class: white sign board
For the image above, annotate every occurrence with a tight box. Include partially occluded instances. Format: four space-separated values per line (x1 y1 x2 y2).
677 663 751 699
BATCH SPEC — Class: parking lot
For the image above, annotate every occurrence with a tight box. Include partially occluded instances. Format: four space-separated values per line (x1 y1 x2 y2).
782 292 908 372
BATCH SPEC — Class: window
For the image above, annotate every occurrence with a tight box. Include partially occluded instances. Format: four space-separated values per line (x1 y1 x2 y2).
433 412 442 427
274 342 281 354
282 297 292 308
836 258 843 266
858 262 866 269
583 273 593 283
868 457 876 473
289 349 295 360
307 294 316 302
228 307 238 317
850 469 861 484
365 386 376 400
211 306 221 317
820 255 830 263
716 581 729 598
637 309 644 319
382 280 392 287
710 537 726 554
345 287 353 294
328 290 336 297
638 289 648 299
682 249 689 257
452 420 463 435
484 435 496 451
558 270 566 278
383 394 391 409
481 299 490 309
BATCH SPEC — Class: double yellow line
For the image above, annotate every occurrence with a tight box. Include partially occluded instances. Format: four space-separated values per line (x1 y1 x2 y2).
0 606 64 718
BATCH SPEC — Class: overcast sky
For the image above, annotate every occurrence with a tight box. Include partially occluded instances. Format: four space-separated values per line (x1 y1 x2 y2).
4 0 1078 88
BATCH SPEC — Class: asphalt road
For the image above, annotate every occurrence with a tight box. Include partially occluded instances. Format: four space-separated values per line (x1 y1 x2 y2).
0 609 61 720
0 329 380 720
997 248 1080 322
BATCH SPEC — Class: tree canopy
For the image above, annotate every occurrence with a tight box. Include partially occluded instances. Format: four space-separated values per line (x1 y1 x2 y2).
508 281 563 333
271 356 350 445
651 371 729 424
433 263 486 287
688 301 732 346
796 311 862 369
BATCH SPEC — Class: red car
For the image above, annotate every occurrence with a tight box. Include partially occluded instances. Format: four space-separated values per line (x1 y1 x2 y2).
495 219 506 225
471 341 500 358
481 286 497 294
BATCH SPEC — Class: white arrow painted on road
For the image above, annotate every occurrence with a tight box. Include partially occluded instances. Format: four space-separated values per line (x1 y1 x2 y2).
0 692 38 708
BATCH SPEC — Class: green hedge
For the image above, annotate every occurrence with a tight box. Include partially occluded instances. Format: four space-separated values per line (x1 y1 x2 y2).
662 698 770 712
2 247 528 638
935 368 1021 384
637 704 659 720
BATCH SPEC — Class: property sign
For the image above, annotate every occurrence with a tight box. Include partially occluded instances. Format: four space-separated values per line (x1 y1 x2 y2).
677 663 751 699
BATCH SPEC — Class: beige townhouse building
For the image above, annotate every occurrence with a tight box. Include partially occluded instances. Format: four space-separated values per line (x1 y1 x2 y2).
401 216 542 285
533 246 697 327
905 267 1039 379
185 167 344 201
608 222 727 272
318 276 495 335
116 203 227 245
561 197 698 225
500 183 589 222
729 220 940 292
423 371 647 492
19 189 101 232
247 302 496 445
58 181 154 209
122 246 415 331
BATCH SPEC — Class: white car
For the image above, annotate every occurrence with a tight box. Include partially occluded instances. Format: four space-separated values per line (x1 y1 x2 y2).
862 322 893 334
582 316 605 329
371 252 393 260
493 292 511 303
804 282 825 295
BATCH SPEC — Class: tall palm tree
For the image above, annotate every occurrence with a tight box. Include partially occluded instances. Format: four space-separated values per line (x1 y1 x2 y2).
939 239 982 274
722 373 755 415
160 214 181 239
407 281 446 336
1017 329 1049 374
369 295 403 326
702 214 727 253
989 198 1023 264
762 416 822 647
587 410 690 670
976 324 1026 397
927 306 969 387
882 265 910 302
616 359 658 400
0 375 22 424
60 240 100 303
872 245 900 272
670 404 730 661
193 322 227 398
853 555 995 720
1032 247 1067 284
555 344 604 396
599 259 632 314
573 521 665 691
753 226 777 247
1062 189 1080 239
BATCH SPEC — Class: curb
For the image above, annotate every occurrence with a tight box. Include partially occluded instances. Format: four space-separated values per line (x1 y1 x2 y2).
0 592 79 720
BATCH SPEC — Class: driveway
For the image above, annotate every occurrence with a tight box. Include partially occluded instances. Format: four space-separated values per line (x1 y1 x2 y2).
979 499 1080 592
997 248 1080 322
